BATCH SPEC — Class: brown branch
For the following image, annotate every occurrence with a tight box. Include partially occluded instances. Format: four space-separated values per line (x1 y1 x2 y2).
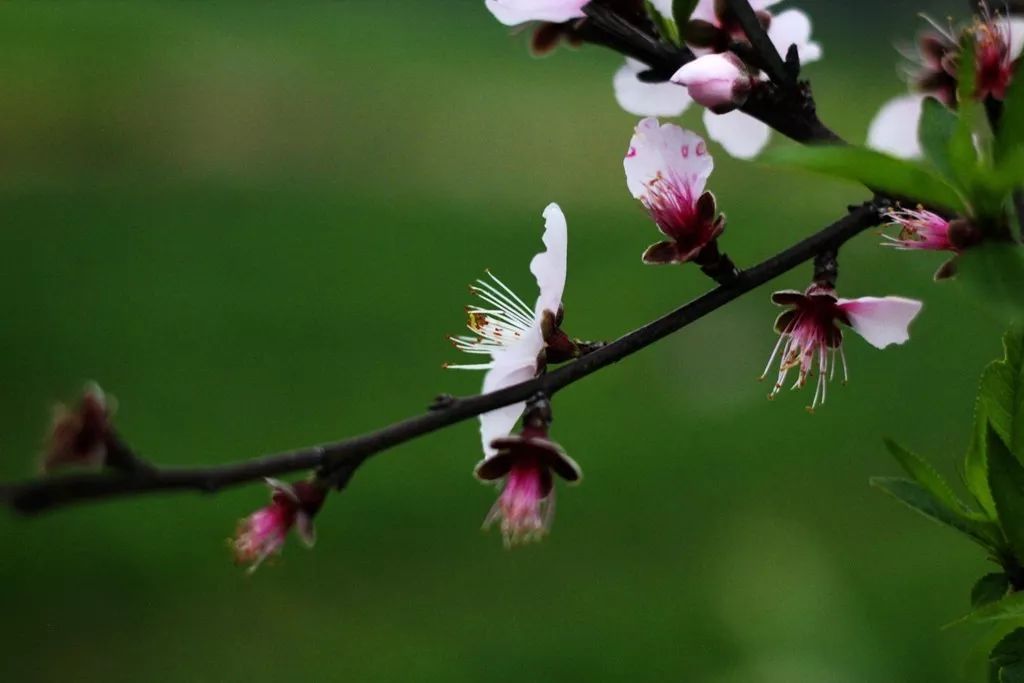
0 200 885 515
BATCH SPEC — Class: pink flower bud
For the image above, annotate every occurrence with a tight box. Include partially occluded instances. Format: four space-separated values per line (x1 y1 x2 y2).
232 478 326 572
43 383 111 473
670 54 753 113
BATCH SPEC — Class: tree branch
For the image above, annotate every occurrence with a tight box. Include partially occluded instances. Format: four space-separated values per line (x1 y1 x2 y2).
723 0 791 85
0 200 885 515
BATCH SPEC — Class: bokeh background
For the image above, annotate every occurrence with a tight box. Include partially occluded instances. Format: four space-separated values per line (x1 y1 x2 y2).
0 1 1007 681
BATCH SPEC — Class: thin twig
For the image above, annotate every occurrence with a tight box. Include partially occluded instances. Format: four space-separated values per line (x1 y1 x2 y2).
0 201 884 515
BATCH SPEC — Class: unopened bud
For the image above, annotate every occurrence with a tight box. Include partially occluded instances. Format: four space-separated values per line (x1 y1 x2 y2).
670 53 754 113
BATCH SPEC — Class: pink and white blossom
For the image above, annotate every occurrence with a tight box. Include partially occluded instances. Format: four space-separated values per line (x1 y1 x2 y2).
474 411 581 546
671 53 754 112
624 118 724 264
615 0 821 159
485 0 589 26
868 13 1024 158
882 207 956 252
232 478 325 572
763 286 923 410
448 204 569 456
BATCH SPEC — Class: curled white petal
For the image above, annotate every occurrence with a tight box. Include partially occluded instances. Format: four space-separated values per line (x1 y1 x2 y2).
624 117 714 199
867 94 924 159
1006 17 1024 60
530 203 568 319
768 9 821 66
836 296 923 349
701 108 770 159
614 59 692 117
485 0 588 25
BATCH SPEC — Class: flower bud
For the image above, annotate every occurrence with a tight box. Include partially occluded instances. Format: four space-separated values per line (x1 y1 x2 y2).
43 383 111 473
670 54 754 113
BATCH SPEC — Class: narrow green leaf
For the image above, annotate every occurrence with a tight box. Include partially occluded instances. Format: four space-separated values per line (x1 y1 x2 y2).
884 437 974 515
955 590 1024 625
974 573 1012 609
871 476 1002 550
646 1 680 44
957 30 980 134
919 96 961 181
763 145 967 214
998 61 1024 164
671 0 698 31
988 424 1024 561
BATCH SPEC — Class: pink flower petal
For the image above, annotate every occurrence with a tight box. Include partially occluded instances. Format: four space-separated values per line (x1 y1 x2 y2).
624 117 713 199
836 296 923 349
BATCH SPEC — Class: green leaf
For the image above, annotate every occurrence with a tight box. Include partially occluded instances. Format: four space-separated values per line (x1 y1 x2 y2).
992 629 1024 683
957 30 980 137
974 573 1012 609
957 245 1024 319
979 330 1024 454
955 590 1024 625
647 1 680 44
919 96 962 182
671 0 698 32
988 424 1024 561
870 476 1002 550
998 61 1024 165
763 145 967 214
884 437 974 515
967 330 1024 516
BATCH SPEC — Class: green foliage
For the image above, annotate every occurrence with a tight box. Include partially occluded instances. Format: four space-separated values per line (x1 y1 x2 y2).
763 145 967 214
884 437 972 515
957 245 1024 319
869 477 1000 550
919 96 962 183
988 423 1024 561
991 629 1024 682
972 573 1011 610
998 62 1024 166
647 1 680 44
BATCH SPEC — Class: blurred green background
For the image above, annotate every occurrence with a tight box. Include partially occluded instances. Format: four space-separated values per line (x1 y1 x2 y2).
0 1 1007 681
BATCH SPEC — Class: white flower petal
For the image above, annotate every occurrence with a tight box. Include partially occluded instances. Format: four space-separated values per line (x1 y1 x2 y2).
484 0 588 26
867 93 924 159
480 359 536 456
530 203 568 318
614 59 692 117
1006 17 1024 60
836 296 923 349
702 108 771 159
768 9 821 66
624 117 714 198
